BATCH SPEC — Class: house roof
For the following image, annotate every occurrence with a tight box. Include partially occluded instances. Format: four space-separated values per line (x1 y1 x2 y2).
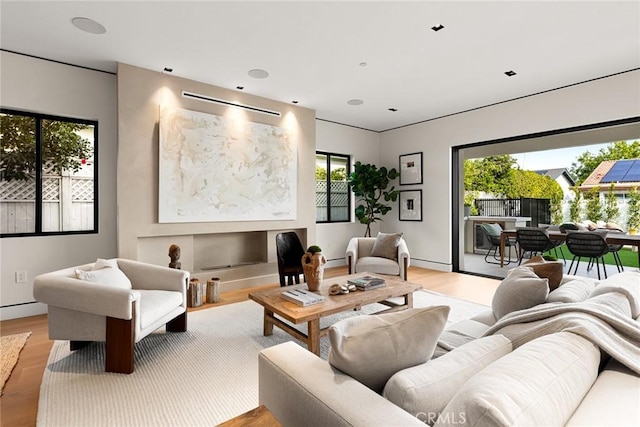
579 159 640 191
1 2 639 132
534 168 576 186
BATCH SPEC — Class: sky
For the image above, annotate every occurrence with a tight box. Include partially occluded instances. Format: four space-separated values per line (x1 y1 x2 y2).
511 142 611 172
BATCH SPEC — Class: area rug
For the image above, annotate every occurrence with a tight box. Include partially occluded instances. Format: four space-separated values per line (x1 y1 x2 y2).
37 290 487 426
1 331 31 395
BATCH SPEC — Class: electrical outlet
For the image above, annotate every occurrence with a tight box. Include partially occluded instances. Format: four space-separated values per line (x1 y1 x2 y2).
15 271 27 283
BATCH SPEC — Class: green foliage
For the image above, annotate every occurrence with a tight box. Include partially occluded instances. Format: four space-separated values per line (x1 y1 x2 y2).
307 245 322 253
603 183 620 223
347 161 399 237
627 186 640 231
569 189 582 223
464 155 516 197
315 165 327 181
570 140 640 185
315 166 347 181
464 191 479 215
1 114 92 181
585 186 603 222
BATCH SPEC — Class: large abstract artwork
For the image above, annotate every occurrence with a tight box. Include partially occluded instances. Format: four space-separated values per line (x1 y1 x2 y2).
159 106 296 223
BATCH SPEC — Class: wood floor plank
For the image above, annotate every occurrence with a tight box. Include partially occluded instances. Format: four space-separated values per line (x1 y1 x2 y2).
0 267 498 426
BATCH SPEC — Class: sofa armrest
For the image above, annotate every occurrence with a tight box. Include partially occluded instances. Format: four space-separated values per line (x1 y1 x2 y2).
33 275 138 320
116 258 189 293
398 239 410 280
259 342 424 427
345 237 359 274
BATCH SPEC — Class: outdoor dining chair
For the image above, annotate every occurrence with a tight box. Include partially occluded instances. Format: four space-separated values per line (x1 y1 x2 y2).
515 227 562 265
564 231 610 279
479 223 514 265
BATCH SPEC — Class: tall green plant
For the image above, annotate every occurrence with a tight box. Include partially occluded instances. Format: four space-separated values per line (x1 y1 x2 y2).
585 186 602 222
603 183 620 223
627 186 640 232
569 189 582 223
347 161 399 237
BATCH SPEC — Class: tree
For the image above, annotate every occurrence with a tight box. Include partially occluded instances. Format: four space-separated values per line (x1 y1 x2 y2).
584 186 602 222
316 166 347 181
464 155 516 196
569 189 582 222
627 186 640 232
570 140 640 185
347 161 399 237
603 183 619 223
1 114 92 181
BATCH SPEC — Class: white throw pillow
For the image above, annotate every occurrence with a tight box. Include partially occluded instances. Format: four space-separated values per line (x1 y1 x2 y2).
328 306 449 393
435 332 600 427
492 266 549 319
383 335 512 426
546 277 596 303
75 258 132 289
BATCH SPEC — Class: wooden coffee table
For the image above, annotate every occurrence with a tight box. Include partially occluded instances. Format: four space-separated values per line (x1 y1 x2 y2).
248 273 422 355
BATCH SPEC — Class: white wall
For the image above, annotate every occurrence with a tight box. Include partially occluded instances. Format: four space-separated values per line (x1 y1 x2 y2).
379 70 640 272
0 51 118 320
315 120 381 266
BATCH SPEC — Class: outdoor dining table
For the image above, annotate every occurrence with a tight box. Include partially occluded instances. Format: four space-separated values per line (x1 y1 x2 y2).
499 229 640 268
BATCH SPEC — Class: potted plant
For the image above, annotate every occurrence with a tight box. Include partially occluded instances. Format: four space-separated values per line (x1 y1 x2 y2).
347 161 399 237
301 245 327 292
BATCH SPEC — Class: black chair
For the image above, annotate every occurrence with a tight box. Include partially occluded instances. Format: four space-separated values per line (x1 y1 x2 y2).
515 227 559 265
605 229 625 273
479 223 514 265
275 232 306 287
565 231 610 279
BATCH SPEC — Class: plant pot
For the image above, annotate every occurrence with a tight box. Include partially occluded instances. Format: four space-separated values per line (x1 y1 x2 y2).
301 251 327 292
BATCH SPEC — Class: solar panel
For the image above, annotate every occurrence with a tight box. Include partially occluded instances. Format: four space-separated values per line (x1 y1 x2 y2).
623 160 640 182
600 159 634 183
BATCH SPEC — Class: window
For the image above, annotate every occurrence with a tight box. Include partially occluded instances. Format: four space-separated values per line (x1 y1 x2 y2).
316 152 350 223
1 109 98 237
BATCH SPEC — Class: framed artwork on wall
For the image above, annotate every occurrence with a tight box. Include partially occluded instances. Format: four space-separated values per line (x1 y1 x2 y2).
399 152 423 185
399 190 422 221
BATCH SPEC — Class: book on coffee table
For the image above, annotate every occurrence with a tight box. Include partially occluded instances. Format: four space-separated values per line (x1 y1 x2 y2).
281 289 325 306
347 275 386 290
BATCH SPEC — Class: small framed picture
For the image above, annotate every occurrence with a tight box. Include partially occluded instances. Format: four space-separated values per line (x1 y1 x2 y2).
399 152 423 185
399 190 422 221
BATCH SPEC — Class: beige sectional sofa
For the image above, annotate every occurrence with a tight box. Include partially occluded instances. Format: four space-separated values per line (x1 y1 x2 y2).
258 271 640 426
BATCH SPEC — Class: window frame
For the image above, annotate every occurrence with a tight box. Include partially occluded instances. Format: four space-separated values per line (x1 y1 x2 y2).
0 108 99 238
315 151 351 224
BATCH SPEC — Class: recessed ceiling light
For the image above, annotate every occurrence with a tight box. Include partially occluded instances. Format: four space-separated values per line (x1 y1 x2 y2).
248 69 269 79
236 86 244 90
431 24 444 32
359 62 368 67
388 108 398 112
71 17 106 34
163 67 173 73
505 70 517 77
347 99 364 106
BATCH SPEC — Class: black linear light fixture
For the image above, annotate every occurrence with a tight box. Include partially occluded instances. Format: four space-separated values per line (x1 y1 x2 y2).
431 24 445 32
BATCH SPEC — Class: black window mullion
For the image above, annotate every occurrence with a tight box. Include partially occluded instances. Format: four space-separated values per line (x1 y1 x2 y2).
35 117 43 233
326 155 332 222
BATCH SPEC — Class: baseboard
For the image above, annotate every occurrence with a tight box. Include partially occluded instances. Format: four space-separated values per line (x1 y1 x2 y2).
0 301 47 321
410 259 452 272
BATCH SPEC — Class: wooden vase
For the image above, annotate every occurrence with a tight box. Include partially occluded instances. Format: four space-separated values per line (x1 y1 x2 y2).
301 251 327 292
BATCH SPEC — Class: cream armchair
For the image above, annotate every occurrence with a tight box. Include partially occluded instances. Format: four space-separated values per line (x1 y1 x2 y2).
33 258 189 374
346 237 410 280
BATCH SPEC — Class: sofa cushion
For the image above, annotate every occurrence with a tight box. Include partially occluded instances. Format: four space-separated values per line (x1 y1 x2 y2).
383 335 512 426
435 332 600 427
547 277 596 303
355 257 400 276
589 271 640 318
370 232 402 261
75 258 132 289
328 306 449 393
523 256 563 291
492 266 549 319
138 290 183 330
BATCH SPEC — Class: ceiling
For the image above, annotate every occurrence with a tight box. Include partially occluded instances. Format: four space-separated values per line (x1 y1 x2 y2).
1 1 639 132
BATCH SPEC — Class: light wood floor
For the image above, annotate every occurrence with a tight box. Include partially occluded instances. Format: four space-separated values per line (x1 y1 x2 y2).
0 266 499 427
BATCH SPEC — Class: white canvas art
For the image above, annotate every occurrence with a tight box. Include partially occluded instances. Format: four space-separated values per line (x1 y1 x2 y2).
159 106 297 222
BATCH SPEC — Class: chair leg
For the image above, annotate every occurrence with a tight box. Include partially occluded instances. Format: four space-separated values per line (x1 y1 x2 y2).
279 274 286 287
105 302 135 374
166 311 187 332
594 258 601 280
614 252 624 272
70 341 91 351
601 258 608 279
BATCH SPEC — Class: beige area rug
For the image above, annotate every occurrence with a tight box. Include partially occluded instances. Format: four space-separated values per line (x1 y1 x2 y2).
37 290 487 426
1 331 31 395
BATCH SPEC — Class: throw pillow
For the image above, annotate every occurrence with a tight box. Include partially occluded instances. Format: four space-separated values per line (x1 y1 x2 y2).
328 306 449 393
75 258 132 289
435 332 600 427
383 335 512 426
523 256 563 291
546 277 596 303
370 232 403 261
492 266 549 319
